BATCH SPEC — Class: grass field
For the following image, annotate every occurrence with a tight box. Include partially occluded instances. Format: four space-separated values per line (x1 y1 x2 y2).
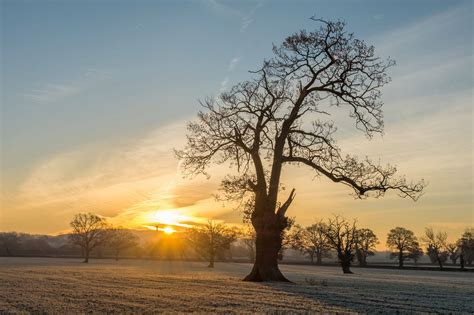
1 257 473 313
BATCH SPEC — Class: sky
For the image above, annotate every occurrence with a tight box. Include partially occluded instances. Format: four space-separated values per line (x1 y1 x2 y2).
1 0 473 248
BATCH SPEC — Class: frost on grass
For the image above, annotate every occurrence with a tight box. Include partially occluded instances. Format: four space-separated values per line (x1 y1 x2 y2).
0 258 473 313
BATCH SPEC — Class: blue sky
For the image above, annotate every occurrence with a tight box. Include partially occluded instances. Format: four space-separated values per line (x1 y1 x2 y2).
1 0 472 240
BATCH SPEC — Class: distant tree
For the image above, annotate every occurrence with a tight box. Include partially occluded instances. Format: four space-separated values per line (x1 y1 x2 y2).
278 219 302 261
295 221 331 264
176 18 425 282
457 228 474 268
355 228 378 266
386 227 419 268
406 241 423 264
239 226 256 262
322 215 358 274
426 245 448 265
0 232 21 256
188 221 237 268
20 236 55 256
108 228 139 261
446 243 460 265
69 213 109 263
422 227 448 269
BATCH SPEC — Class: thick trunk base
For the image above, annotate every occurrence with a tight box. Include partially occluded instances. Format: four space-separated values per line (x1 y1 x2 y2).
342 267 353 274
243 263 290 282
244 217 290 282
341 259 353 274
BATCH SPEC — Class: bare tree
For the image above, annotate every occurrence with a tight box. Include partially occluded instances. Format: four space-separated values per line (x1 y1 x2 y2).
406 242 423 264
278 218 302 261
69 213 109 263
422 227 447 269
354 228 378 266
0 232 21 256
457 228 474 269
446 243 460 265
295 221 331 264
322 215 358 274
188 220 237 268
176 19 424 281
239 225 256 262
108 227 139 261
386 227 419 268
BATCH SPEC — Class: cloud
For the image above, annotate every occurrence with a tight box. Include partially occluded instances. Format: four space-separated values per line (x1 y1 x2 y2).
228 57 240 71
22 84 82 103
372 14 384 21
219 76 229 91
240 16 253 32
371 4 471 58
203 0 263 33
2 121 184 227
21 69 110 104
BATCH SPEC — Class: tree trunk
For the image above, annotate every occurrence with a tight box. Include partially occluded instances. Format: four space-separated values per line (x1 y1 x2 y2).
436 255 443 269
460 254 465 269
398 249 404 268
316 252 322 265
208 255 214 268
243 214 289 282
5 245 11 256
208 245 215 268
340 256 352 274
84 248 89 263
310 253 314 264
208 234 215 268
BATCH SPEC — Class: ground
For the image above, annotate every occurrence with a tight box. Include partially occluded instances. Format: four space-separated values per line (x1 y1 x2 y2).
0 257 472 313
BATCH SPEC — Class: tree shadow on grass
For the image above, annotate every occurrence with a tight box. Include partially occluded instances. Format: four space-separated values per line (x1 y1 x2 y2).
257 274 472 313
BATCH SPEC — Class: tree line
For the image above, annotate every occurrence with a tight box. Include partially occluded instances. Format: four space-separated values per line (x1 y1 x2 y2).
1 212 472 274
268 216 474 273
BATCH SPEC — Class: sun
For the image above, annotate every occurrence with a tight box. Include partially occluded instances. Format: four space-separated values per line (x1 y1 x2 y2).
162 226 176 234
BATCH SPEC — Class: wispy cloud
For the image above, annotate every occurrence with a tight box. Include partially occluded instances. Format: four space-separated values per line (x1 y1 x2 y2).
228 57 240 71
1 120 233 232
240 16 254 32
372 4 471 57
22 83 82 103
219 76 229 92
203 0 263 33
372 14 384 21
21 69 110 104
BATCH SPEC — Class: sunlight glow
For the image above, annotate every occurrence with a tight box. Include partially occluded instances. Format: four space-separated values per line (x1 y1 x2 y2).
145 209 193 228
162 226 176 234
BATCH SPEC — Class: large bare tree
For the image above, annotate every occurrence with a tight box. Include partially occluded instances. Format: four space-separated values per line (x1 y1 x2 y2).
177 19 424 281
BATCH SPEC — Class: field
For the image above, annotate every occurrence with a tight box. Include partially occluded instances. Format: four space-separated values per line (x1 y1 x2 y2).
1 257 473 313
